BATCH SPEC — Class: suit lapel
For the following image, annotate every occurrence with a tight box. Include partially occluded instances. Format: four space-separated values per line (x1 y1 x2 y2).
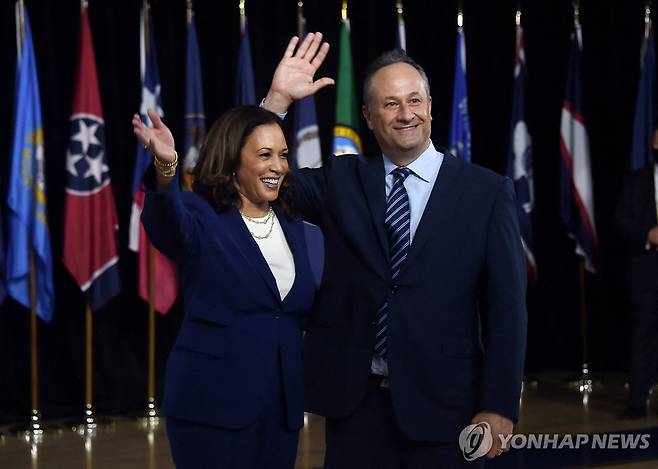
400 153 464 275
357 156 390 278
225 209 281 303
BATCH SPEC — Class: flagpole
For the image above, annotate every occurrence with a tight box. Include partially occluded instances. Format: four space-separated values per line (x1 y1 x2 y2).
341 0 347 22
297 1 305 38
29 251 44 441
186 0 192 26
569 0 594 400
79 303 98 436
78 0 97 438
144 243 159 428
395 1 406 52
573 0 593 399
17 0 25 47
645 1 652 40
576 259 592 398
11 0 44 444
514 6 537 395
141 0 159 431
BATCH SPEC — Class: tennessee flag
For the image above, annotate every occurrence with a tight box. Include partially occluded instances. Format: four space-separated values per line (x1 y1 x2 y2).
63 4 121 310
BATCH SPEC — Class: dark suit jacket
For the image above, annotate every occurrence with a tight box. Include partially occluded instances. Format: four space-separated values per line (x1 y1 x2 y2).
613 165 658 292
293 150 527 442
141 168 316 430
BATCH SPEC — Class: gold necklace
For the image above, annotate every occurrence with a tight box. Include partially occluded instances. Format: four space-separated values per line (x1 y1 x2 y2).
240 207 273 224
247 214 275 239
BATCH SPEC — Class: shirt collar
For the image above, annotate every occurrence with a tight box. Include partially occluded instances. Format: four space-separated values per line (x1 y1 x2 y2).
382 141 440 183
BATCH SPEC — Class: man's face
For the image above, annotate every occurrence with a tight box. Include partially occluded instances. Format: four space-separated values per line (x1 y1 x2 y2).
362 63 432 164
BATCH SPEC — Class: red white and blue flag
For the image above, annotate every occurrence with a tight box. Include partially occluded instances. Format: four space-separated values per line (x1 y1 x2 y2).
559 19 598 272
63 5 120 310
128 5 178 314
506 18 536 278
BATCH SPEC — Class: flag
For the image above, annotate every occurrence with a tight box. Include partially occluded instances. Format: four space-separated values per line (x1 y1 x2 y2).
449 26 472 162
396 10 406 52
293 97 322 169
332 19 362 156
506 20 536 278
559 20 598 273
63 5 120 310
630 21 655 171
235 16 256 105
6 6 54 321
128 6 179 314
181 12 206 190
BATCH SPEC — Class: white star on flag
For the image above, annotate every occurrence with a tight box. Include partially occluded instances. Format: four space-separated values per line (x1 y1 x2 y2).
71 119 100 155
83 151 109 184
66 149 85 177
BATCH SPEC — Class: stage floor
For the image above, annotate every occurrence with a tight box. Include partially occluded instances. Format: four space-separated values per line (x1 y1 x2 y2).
2 374 658 468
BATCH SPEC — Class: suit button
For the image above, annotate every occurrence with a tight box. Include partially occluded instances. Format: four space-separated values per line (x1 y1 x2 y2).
370 320 375 326
274 314 280 319
391 284 399 293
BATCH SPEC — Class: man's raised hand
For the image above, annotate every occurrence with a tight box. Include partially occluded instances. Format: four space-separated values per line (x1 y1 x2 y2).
263 32 334 114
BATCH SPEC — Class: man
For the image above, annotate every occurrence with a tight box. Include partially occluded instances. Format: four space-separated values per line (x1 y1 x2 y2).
264 33 527 468
613 129 658 419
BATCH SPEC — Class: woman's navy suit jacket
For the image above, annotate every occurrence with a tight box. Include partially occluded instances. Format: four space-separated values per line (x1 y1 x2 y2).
141 168 316 430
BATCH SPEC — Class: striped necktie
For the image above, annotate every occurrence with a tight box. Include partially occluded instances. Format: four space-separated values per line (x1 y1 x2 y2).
374 167 412 360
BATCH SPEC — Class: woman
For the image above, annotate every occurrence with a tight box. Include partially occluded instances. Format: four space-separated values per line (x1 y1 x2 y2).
132 106 316 469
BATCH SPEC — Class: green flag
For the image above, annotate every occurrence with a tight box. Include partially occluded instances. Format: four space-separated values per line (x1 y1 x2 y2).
332 19 362 155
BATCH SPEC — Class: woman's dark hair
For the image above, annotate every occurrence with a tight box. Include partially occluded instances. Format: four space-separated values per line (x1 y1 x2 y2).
192 105 295 218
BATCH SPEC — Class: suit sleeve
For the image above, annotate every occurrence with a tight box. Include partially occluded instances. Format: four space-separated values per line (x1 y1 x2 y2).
292 162 331 225
479 178 528 421
141 164 200 261
613 172 653 251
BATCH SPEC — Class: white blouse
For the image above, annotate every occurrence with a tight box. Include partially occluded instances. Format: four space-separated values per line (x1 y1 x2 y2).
241 211 295 300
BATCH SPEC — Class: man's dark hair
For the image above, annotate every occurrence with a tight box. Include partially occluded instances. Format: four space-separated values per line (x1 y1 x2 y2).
362 50 431 106
192 105 294 218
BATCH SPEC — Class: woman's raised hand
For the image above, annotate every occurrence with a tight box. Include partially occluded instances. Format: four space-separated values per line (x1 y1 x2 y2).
132 108 176 163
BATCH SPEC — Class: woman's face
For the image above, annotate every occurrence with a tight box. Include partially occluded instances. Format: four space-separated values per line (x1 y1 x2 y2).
234 123 289 210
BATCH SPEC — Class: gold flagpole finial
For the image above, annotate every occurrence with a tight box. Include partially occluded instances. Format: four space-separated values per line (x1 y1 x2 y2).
515 9 521 26
239 0 246 33
396 1 403 17
645 1 652 22
341 0 348 21
297 1 305 38
457 9 464 28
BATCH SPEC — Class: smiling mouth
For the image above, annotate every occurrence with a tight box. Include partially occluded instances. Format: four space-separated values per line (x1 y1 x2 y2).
260 177 280 189
395 124 420 131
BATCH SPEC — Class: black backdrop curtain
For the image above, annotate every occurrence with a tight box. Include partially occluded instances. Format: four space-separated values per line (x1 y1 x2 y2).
0 0 647 423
